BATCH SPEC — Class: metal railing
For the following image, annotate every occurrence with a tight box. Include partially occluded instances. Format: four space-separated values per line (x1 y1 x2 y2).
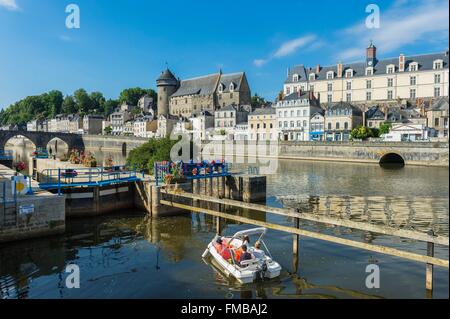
39 165 143 193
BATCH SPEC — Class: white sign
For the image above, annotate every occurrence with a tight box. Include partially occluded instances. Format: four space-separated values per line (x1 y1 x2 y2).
19 204 34 215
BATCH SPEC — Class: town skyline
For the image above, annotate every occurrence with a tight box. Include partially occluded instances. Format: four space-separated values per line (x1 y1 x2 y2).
1 0 449 109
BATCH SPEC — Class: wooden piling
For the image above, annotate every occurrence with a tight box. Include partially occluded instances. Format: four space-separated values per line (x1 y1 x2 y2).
426 241 434 292
216 216 221 235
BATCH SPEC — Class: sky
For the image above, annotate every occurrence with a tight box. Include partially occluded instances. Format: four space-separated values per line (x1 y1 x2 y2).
0 0 448 109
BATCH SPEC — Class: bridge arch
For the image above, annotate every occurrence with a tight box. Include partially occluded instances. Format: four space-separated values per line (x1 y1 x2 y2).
0 130 84 153
379 152 405 168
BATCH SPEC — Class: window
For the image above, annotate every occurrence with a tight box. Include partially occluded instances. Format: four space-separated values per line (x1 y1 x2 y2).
263 123 266 129
327 83 333 92
345 70 353 78
410 89 416 99
366 68 373 76
387 66 395 74
387 78 393 87
303 120 307 127
435 74 441 84
366 80 372 89
284 111 287 117
434 60 443 70
278 121 282 128
309 73 315 81
366 92 372 101
286 87 291 95
346 93 352 102
270 123 273 129
410 76 416 86
327 72 334 80
229 83 234 92
257 124 260 129
284 121 288 127
328 123 332 130
327 94 332 103
297 120 301 127
344 122 349 130
434 87 441 97
409 63 418 72
293 74 299 82
346 81 352 90
218 84 224 93
290 110 294 117
336 122 340 130
435 118 440 126
290 121 294 128
387 90 393 100
230 93 233 99
303 110 307 116
310 85 314 92
278 111 282 117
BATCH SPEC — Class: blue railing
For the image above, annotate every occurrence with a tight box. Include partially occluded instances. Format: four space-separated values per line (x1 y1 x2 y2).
0 150 13 160
154 160 231 186
39 165 143 194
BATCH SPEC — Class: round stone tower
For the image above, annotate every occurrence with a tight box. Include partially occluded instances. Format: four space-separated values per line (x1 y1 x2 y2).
156 69 178 117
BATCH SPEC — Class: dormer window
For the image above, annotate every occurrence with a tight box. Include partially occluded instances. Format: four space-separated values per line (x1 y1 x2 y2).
434 59 443 70
366 67 373 76
386 65 395 74
345 69 353 78
309 73 316 81
293 74 299 82
218 83 224 93
326 71 334 80
229 83 235 92
409 62 418 72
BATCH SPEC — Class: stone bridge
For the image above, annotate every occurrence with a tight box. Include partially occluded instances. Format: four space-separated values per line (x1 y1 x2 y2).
0 130 85 151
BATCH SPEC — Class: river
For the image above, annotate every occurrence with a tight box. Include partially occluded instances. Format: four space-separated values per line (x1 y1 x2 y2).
0 142 448 299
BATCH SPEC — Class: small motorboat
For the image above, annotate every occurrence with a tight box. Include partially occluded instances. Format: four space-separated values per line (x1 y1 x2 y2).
202 227 282 284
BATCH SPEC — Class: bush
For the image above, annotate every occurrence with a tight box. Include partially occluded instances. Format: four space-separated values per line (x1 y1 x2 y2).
126 138 179 173
350 126 379 140
379 122 392 135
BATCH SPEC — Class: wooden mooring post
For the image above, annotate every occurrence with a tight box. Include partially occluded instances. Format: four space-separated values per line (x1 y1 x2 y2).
292 215 300 273
426 230 435 294
216 216 222 235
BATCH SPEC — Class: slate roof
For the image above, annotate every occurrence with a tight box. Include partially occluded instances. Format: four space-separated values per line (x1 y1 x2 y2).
157 69 178 85
171 73 220 97
327 102 363 116
249 107 276 116
285 51 449 83
430 97 449 111
366 106 385 120
218 72 245 93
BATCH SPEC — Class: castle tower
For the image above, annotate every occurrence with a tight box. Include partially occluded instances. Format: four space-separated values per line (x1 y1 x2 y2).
366 40 377 67
156 68 179 117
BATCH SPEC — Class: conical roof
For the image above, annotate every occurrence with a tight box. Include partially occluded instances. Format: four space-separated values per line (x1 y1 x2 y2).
157 69 178 86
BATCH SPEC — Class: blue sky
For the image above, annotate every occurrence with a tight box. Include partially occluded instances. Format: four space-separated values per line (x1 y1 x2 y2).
0 0 448 109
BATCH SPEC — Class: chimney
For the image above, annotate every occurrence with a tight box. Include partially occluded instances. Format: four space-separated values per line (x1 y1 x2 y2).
316 64 321 74
309 91 315 101
337 62 343 78
399 54 405 72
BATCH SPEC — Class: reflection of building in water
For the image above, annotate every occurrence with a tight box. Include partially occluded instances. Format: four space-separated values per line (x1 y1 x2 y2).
277 194 449 236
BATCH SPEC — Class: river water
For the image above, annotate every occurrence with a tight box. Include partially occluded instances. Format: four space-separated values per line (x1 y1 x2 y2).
1 142 448 299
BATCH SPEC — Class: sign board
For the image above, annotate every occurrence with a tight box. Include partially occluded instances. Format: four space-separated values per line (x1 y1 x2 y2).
19 204 35 215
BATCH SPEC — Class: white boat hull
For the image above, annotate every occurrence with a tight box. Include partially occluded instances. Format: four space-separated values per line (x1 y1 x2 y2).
206 242 281 284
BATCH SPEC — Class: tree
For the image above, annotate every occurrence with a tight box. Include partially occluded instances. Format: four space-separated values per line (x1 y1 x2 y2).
351 126 375 140
62 95 77 115
103 99 119 116
103 126 112 135
379 122 392 135
251 93 267 108
74 89 93 115
119 87 151 106
89 91 106 114
126 138 179 173
43 90 64 118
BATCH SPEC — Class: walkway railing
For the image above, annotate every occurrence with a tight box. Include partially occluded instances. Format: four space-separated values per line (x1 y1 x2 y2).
39 165 142 193
0 150 13 161
154 161 231 186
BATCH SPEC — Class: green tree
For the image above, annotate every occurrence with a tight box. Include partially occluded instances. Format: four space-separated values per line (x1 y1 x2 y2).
251 93 267 108
350 126 375 140
126 138 179 173
119 87 153 106
103 126 112 135
74 89 93 115
103 99 119 116
89 91 106 114
379 122 392 135
43 90 64 118
62 95 77 115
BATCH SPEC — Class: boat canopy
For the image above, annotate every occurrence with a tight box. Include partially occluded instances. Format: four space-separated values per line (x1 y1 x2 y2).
232 227 267 238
